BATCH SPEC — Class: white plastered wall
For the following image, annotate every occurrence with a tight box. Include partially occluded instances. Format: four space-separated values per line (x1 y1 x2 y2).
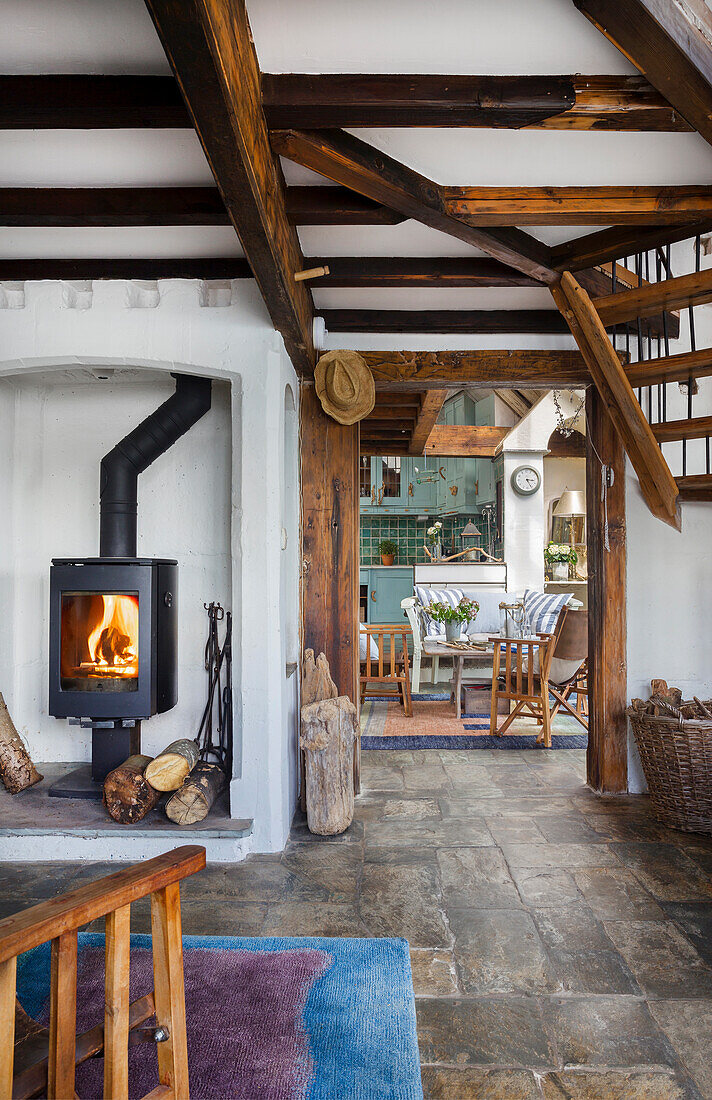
625 242 712 792
0 278 301 853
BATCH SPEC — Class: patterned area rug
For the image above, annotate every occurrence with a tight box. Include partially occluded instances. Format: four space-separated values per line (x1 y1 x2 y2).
361 695 587 749
16 934 422 1100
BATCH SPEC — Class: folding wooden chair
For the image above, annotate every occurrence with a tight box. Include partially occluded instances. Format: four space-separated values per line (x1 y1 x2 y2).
1 845 205 1100
488 631 559 747
360 624 413 717
548 611 589 731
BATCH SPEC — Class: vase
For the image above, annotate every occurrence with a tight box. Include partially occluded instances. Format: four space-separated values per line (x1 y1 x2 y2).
445 620 461 642
552 561 569 581
431 540 442 561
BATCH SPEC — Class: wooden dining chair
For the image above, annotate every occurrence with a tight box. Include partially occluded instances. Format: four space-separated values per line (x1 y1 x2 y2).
488 631 559 747
360 624 413 717
1 845 206 1100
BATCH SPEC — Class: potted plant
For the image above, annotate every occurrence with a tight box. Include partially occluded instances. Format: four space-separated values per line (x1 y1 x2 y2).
427 596 480 642
544 541 577 581
426 520 443 560
379 538 398 566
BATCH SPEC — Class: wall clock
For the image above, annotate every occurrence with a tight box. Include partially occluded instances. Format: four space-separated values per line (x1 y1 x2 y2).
511 465 541 496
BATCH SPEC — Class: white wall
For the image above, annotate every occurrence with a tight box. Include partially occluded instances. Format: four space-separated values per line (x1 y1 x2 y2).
0 279 301 853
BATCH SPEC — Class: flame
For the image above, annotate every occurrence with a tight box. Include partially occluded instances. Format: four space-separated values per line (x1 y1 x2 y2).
86 594 139 676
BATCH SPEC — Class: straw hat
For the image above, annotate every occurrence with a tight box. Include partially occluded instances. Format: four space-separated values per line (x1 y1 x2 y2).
314 350 375 425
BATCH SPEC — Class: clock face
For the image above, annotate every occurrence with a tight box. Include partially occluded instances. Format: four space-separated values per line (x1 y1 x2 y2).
511 465 540 496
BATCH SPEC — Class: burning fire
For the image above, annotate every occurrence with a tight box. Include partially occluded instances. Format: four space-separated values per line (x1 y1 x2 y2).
86 594 139 677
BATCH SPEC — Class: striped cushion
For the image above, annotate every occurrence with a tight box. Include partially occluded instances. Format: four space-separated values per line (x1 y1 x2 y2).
523 589 572 635
414 586 466 637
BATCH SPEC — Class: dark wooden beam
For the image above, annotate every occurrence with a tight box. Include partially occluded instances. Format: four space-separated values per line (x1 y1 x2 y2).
595 267 712 326
409 391 450 454
424 425 510 457
262 73 686 131
585 386 628 792
359 350 590 390
320 309 568 334
303 256 539 287
1 73 686 133
676 473 712 501
444 186 712 226
551 221 712 272
553 272 680 529
572 0 712 147
0 258 252 281
0 186 403 228
143 0 314 373
0 187 228 227
285 186 405 225
0 75 189 128
271 128 558 283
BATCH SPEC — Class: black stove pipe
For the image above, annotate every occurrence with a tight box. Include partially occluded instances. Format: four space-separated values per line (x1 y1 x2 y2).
99 373 212 557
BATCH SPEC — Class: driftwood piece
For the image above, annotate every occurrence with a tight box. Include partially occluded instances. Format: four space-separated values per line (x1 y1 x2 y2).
300 695 357 836
103 755 161 824
302 649 338 707
164 761 226 825
650 678 683 715
0 691 43 794
144 739 200 792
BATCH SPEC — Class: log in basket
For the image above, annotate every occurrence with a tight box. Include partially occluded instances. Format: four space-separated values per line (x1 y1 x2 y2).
628 690 712 834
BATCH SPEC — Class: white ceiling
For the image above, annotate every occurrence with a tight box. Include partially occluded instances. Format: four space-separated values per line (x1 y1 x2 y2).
0 0 710 334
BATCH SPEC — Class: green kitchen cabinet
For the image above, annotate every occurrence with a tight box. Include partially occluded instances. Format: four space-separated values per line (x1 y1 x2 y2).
362 567 413 625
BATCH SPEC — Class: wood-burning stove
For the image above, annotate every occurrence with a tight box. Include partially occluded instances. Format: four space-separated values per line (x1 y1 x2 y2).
48 373 211 798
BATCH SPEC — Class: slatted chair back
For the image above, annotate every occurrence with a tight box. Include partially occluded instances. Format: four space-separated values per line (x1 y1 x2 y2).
360 624 413 717
1 845 206 1100
488 612 568 747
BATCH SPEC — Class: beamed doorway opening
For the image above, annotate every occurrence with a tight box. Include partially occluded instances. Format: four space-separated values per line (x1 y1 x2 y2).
301 381 627 796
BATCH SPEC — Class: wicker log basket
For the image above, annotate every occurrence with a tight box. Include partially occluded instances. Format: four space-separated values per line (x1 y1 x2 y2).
628 680 712 834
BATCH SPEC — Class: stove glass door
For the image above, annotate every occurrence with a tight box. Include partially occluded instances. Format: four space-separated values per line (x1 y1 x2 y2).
60 592 139 693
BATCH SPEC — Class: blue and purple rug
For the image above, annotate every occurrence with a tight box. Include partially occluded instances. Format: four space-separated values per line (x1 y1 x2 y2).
16 933 422 1100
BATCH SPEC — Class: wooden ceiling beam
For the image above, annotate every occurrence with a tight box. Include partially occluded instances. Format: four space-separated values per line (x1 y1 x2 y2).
320 309 568 334
0 258 252 281
143 0 314 373
551 221 712 272
285 186 406 225
553 271 680 529
303 256 539 287
0 75 188 128
444 186 712 226
0 73 685 133
595 267 712 326
409 391 450 454
262 73 686 131
270 128 557 283
424 425 510 457
360 350 590 390
571 0 712 147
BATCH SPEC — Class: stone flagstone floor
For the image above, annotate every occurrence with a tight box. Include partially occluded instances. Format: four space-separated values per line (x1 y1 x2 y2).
3 747 712 1098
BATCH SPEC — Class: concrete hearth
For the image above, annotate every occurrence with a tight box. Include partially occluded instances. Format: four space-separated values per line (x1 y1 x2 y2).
0 764 253 863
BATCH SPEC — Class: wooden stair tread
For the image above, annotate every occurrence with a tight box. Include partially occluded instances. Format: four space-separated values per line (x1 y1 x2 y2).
594 267 712 326
653 415 712 443
676 474 712 501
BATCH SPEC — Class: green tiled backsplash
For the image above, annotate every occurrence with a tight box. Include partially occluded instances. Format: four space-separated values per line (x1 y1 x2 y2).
361 513 503 565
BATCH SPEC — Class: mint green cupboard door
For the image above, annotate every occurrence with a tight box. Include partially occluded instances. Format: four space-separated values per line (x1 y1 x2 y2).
370 568 413 626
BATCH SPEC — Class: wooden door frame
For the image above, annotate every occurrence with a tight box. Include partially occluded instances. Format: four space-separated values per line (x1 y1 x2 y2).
299 381 628 795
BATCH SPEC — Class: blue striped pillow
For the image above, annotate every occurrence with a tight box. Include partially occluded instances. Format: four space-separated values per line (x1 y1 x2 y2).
523 589 572 635
414 586 466 637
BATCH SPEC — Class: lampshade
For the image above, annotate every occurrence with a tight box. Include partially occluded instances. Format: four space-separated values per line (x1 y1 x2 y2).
554 489 586 517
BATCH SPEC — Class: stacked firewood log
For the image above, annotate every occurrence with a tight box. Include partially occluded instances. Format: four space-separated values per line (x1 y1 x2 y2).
103 740 226 825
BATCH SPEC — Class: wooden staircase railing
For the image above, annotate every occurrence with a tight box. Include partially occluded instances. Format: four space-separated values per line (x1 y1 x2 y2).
676 474 712 502
0 844 206 1100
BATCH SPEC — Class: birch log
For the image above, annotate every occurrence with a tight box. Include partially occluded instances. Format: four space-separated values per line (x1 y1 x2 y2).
103 755 161 824
300 695 357 835
144 739 200 791
0 691 43 794
164 761 226 825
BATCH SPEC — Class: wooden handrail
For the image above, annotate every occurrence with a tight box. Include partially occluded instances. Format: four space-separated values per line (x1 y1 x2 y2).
0 845 206 964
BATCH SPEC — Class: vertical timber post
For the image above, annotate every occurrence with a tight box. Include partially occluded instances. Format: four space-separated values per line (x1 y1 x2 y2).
300 384 360 791
586 387 628 793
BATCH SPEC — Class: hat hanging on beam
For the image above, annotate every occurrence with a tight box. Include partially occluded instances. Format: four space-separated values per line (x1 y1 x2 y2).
314 350 376 425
